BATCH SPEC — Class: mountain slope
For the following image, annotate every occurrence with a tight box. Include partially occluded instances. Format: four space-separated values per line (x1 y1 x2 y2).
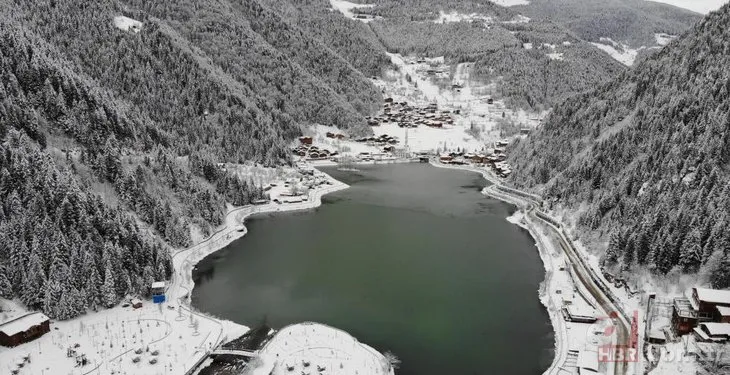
359 0 628 110
0 0 388 320
515 0 701 47
508 4 730 286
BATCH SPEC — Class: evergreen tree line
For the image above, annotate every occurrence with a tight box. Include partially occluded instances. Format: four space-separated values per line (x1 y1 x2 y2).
0 131 172 320
507 4 730 287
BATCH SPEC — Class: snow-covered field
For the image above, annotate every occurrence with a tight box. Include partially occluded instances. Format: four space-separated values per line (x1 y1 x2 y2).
546 52 564 60
255 323 394 375
655 33 677 46
0 298 247 375
491 0 530 6
432 11 493 24
329 0 376 22
591 37 644 66
113 16 142 33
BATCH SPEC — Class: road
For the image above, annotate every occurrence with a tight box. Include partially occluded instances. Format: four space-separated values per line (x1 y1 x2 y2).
432 160 634 375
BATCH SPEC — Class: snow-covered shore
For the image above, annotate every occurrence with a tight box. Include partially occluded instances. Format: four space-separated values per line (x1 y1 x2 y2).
1 168 398 375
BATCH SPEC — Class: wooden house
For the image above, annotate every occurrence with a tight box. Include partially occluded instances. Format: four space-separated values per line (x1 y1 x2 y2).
693 288 730 314
672 297 712 335
298 136 313 145
694 323 730 342
0 312 50 347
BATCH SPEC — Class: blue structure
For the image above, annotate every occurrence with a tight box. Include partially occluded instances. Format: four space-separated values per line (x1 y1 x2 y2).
151 281 166 304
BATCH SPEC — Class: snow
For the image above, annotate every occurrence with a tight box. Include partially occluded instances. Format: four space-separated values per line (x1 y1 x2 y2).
0 312 49 336
329 0 376 22
260 323 394 375
577 346 599 372
0 298 247 375
591 38 644 66
523 42 533 50
0 167 392 375
546 52 564 60
353 54 544 156
644 0 729 14
655 33 677 46
113 16 143 33
433 11 493 24
695 287 730 304
649 340 701 374
699 322 730 336
717 306 730 316
503 14 531 24
491 0 530 6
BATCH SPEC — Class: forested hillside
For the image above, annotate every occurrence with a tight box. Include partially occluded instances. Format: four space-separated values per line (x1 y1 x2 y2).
514 0 700 47
508 4 730 287
0 0 388 319
359 0 626 110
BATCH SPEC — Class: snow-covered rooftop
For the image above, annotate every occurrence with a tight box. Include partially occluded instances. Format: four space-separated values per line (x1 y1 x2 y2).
566 305 596 319
151 281 166 289
699 322 730 336
717 306 730 316
695 287 730 304
0 312 49 336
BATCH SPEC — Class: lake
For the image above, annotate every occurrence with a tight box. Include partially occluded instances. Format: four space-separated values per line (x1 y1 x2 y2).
192 163 554 375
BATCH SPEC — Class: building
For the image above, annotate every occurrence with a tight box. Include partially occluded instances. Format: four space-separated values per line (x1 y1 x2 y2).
298 136 313 145
672 297 712 335
0 312 50 347
151 281 166 304
692 287 730 314
648 328 667 344
562 305 597 323
717 306 730 323
694 322 730 342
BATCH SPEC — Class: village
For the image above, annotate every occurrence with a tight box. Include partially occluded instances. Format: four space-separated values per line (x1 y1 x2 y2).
291 90 520 178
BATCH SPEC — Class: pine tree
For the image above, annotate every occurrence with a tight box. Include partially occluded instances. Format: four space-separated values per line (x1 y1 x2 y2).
680 228 702 273
101 260 117 308
44 260 69 318
86 261 102 311
21 251 47 310
0 265 12 298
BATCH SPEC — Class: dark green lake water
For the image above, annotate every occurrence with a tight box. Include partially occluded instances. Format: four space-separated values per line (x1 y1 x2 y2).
192 164 553 374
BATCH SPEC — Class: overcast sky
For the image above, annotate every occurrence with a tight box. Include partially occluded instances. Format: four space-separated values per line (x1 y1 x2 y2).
647 0 729 13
